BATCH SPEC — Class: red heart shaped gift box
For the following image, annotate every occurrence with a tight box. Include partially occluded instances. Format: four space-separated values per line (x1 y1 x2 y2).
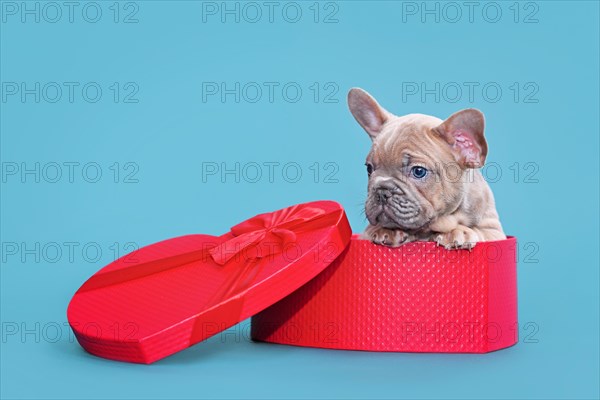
251 234 518 353
67 200 517 363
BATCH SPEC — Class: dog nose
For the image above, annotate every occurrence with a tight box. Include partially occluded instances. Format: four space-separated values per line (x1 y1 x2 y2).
375 188 392 204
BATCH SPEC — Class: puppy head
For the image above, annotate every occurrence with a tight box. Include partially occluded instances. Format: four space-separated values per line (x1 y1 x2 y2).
348 88 488 232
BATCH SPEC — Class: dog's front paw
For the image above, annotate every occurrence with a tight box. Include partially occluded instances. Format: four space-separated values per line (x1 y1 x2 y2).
434 227 479 250
363 225 410 247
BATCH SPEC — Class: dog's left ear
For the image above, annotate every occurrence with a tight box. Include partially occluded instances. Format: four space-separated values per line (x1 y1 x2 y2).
433 109 488 168
347 88 391 140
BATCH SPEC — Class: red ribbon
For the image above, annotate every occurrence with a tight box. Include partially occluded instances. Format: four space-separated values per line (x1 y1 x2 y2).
194 203 347 345
208 205 333 265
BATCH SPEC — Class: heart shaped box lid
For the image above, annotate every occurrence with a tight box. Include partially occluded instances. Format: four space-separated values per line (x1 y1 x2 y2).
67 200 352 364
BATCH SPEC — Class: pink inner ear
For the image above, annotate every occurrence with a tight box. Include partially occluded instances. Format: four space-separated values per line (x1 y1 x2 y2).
452 129 482 167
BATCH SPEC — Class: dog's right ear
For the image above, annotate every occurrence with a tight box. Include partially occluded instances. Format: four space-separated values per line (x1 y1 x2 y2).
347 88 391 140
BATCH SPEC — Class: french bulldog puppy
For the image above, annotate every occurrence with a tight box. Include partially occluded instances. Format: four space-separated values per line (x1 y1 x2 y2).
348 88 505 249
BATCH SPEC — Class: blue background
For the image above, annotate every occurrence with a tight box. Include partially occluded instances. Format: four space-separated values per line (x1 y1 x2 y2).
1 1 598 399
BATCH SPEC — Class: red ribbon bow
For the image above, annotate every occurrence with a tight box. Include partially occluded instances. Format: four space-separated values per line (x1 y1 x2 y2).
208 205 333 265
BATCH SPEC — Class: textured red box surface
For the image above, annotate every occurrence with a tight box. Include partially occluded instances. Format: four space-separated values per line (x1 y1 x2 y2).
251 235 518 353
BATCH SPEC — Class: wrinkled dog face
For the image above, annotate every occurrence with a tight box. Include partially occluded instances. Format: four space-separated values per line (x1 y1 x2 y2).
348 88 488 235
364 115 456 232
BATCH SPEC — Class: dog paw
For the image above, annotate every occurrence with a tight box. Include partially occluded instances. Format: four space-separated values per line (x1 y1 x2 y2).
363 225 410 247
434 227 479 250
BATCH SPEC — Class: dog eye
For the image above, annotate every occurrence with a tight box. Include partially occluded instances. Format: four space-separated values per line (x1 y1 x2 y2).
366 163 374 176
411 166 428 179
